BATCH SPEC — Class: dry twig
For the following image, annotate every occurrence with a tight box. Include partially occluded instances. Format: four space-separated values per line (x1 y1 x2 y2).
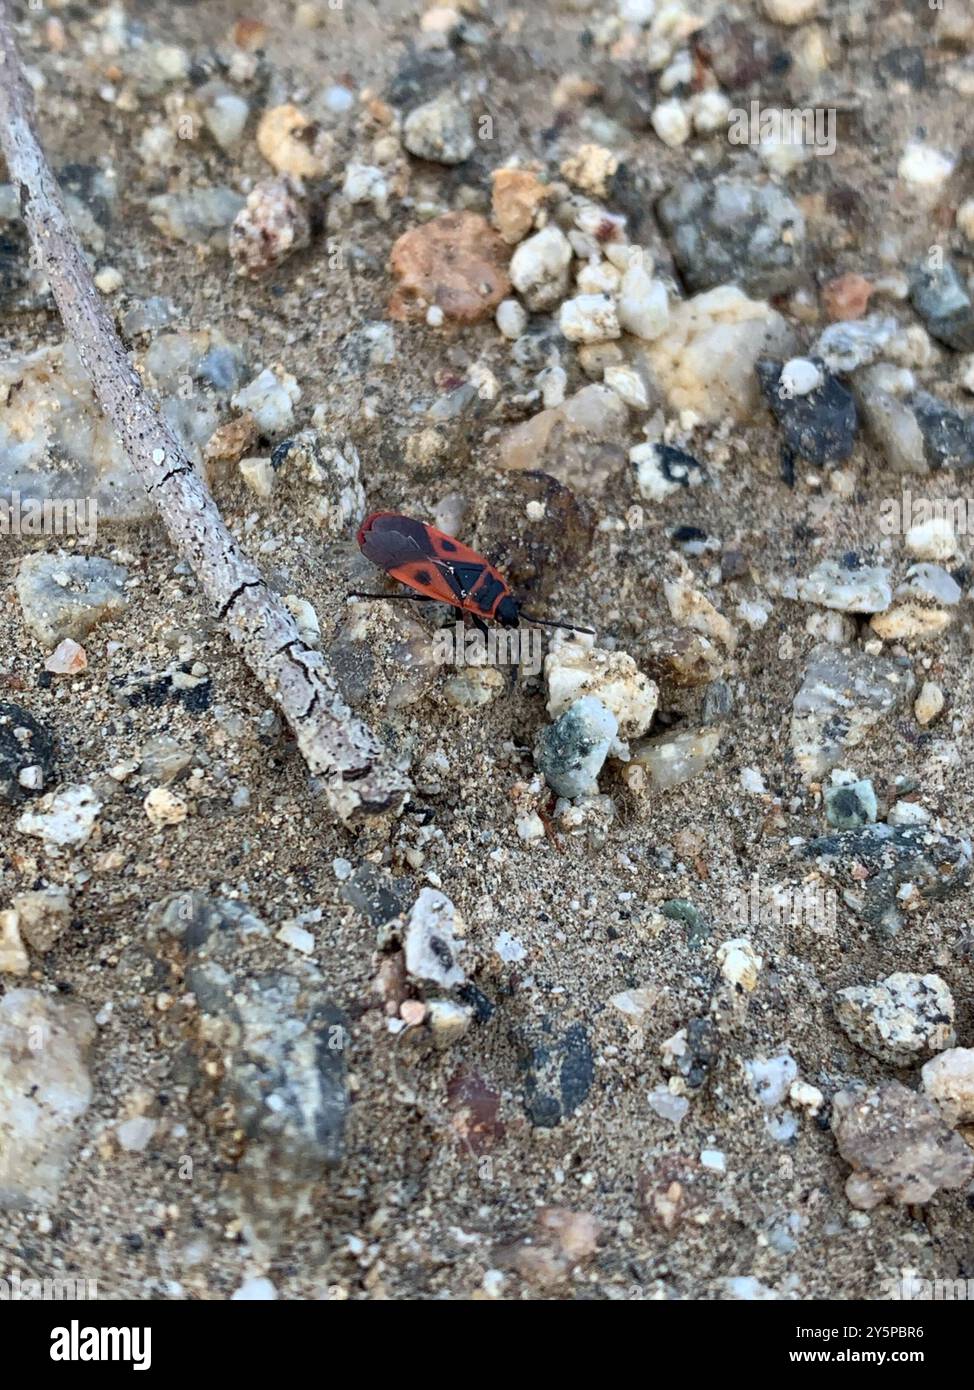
0 1 410 822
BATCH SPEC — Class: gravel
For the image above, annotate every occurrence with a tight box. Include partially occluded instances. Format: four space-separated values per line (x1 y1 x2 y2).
656 176 806 296
4 0 974 1305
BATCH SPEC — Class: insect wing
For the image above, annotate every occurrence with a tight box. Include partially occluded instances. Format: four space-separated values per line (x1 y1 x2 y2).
358 514 433 571
387 558 468 605
359 514 501 610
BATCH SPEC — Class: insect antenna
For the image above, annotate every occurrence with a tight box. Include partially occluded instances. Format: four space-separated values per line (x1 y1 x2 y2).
347 591 435 602
520 612 596 636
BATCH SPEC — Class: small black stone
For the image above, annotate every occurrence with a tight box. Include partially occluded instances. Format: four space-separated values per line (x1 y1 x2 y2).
341 863 408 928
114 674 172 708
876 46 926 88
684 1017 718 1088
645 443 706 493
0 702 55 805
457 982 495 1023
516 1020 594 1128
910 392 974 470
758 359 859 465
910 259 974 352
387 45 458 107
177 680 212 713
559 1022 596 1115
270 438 295 470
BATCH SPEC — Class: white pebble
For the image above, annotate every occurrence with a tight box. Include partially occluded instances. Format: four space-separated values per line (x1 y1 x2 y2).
559 294 621 343
232 367 301 434
651 99 691 148
342 162 388 211
516 812 546 841
617 255 669 341
538 364 567 408
760 132 807 176
116 1117 157 1152
958 198 974 242
576 258 621 295
232 1277 278 1301
898 142 955 189
914 681 944 727
690 90 732 135
762 0 822 21
204 93 250 150
284 594 321 644
509 225 573 310
277 922 315 954
887 800 930 827
659 52 694 94
0 911 28 976
604 364 650 409
324 84 355 113
779 357 823 398
789 1080 824 1115
717 938 763 993
905 517 957 561
605 240 641 272
647 1088 690 1124
239 456 275 498
144 787 187 827
496 298 527 339
94 266 123 294
494 929 527 962
619 0 656 22
737 599 770 629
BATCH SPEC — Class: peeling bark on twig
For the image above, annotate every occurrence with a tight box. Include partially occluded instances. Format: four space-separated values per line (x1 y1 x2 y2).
0 2 410 822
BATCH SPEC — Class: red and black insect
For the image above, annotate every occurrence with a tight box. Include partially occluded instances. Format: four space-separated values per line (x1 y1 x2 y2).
354 512 593 636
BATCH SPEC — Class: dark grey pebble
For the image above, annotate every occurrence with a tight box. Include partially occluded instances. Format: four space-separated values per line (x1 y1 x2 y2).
757 359 858 465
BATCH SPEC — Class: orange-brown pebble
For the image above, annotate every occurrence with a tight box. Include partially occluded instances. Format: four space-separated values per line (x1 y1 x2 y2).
822 272 873 321
232 18 268 50
204 412 260 466
490 168 548 245
389 212 511 324
365 97 395 126
44 17 67 51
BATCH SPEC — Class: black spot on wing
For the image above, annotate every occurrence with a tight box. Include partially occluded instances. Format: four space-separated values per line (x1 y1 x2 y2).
451 562 487 593
471 571 505 613
439 538 458 553
413 568 433 586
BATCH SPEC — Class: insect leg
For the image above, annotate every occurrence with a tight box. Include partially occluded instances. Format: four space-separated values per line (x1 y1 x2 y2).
506 637 519 696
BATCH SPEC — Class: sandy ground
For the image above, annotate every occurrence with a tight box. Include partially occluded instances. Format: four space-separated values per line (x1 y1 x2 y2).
1 0 973 1300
